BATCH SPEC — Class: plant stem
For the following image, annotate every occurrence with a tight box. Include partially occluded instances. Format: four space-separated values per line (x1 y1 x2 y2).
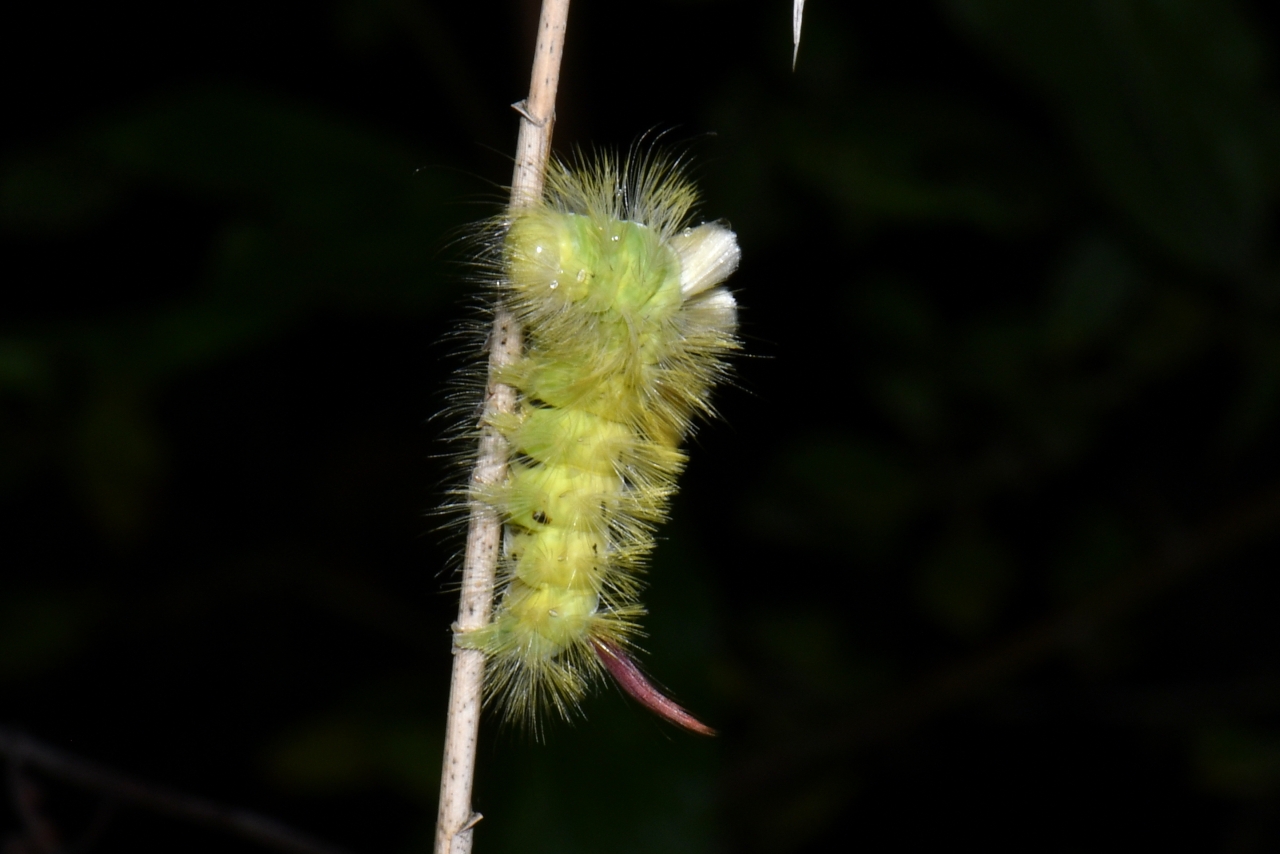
0 728 355 854
432 3 569 853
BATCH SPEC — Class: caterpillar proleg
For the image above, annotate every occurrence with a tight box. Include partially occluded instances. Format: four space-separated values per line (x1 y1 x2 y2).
456 150 739 734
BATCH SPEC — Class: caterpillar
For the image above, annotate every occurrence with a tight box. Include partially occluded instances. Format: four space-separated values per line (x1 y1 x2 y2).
455 149 740 735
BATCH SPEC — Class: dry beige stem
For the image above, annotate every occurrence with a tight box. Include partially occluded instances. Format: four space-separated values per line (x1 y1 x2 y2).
432 2 569 854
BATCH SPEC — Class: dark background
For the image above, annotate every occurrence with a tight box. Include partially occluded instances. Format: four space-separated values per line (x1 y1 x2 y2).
4 0 1280 851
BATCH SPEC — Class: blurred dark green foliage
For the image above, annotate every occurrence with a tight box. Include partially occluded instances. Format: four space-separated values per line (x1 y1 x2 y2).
4 0 1280 852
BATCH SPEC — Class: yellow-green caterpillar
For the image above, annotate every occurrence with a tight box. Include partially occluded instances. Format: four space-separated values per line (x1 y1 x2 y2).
457 150 739 733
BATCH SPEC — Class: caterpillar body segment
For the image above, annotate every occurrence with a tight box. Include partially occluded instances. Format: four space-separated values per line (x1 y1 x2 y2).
458 153 739 733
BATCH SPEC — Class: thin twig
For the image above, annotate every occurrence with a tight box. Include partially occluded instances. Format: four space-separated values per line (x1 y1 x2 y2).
729 485 1280 796
8 757 61 853
432 3 569 854
0 727 354 854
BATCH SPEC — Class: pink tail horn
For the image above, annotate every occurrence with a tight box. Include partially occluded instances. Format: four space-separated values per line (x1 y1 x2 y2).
592 639 716 736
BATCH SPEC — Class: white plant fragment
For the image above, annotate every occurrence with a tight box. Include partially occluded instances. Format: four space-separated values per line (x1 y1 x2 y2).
793 0 805 69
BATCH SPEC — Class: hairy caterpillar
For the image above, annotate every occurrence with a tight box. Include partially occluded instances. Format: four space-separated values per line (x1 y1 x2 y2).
456 150 739 734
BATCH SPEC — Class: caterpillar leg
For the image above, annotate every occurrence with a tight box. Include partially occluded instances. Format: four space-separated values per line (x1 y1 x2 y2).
592 639 715 736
